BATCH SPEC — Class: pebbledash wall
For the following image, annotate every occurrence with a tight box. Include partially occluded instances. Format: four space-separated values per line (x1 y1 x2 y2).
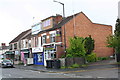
61 12 113 57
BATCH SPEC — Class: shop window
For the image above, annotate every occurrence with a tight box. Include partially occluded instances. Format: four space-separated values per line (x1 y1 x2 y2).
37 54 43 62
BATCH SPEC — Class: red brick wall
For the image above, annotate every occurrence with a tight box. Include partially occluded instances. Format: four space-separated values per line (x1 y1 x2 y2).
56 46 64 58
61 12 113 57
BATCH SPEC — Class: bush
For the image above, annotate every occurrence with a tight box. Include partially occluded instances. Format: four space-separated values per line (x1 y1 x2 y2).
98 57 109 61
86 53 97 62
66 54 73 58
79 64 88 68
71 63 80 68
61 55 66 58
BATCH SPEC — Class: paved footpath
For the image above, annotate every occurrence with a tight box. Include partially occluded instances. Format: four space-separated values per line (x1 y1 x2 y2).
14 59 119 72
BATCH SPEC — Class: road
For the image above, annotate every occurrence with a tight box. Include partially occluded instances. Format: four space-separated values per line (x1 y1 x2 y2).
1 65 120 78
1 59 120 79
1 67 73 78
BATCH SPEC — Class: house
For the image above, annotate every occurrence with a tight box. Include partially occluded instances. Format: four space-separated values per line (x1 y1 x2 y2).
20 31 32 65
8 12 113 66
0 43 9 60
31 14 63 66
9 29 31 64
31 22 44 65
36 12 113 66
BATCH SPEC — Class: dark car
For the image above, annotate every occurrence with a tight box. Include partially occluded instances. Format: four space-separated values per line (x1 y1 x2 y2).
1 59 14 68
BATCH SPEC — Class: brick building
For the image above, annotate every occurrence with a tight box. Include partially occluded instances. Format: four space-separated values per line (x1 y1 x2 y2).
38 12 113 63
61 12 113 57
9 12 113 66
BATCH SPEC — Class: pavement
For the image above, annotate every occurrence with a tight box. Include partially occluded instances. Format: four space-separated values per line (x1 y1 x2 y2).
14 59 120 73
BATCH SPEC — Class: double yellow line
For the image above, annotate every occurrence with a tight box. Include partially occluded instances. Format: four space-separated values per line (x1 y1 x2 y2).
50 67 120 74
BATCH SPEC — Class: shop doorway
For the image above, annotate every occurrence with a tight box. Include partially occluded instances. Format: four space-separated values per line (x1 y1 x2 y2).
33 53 44 65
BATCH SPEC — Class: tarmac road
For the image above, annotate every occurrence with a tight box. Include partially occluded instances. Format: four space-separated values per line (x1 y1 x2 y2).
1 67 72 78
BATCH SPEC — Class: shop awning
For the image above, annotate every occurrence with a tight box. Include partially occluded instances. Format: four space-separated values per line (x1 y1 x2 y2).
44 47 55 50
21 49 30 53
5 51 14 55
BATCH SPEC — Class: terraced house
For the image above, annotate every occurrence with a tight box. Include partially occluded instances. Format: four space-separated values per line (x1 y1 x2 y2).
9 12 113 66
9 29 31 64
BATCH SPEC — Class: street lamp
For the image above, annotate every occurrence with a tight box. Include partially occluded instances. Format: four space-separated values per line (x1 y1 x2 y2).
53 0 65 18
53 0 66 54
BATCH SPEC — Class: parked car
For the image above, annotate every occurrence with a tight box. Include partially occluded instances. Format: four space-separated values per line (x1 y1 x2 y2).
1 59 14 68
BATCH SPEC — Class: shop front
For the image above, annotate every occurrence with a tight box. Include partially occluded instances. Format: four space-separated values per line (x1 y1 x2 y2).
32 47 44 65
43 44 56 66
20 49 30 65
5 51 15 60
14 51 20 64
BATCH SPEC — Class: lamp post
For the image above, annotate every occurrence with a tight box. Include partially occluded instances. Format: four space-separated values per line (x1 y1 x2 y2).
53 0 66 53
53 0 65 18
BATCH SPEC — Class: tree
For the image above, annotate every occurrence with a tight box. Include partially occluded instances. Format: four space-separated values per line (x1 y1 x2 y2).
66 37 86 58
84 35 95 55
107 18 120 62
115 18 120 37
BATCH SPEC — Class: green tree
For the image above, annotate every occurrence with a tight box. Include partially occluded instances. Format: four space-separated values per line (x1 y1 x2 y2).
107 35 120 49
115 18 120 37
107 18 120 62
66 37 86 58
84 35 95 55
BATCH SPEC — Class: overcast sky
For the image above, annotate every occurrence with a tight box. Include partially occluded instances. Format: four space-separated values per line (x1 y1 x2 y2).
0 0 119 46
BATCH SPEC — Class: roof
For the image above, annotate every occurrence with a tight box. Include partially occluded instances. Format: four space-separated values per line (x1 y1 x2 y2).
0 46 9 50
38 12 81 34
93 23 112 27
9 29 31 44
41 16 55 22
21 32 31 40
41 14 62 22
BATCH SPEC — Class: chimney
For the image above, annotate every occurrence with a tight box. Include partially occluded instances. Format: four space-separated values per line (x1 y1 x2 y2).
55 14 63 24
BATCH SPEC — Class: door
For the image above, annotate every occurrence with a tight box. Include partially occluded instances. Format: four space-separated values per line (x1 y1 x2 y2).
33 53 37 64
33 53 44 65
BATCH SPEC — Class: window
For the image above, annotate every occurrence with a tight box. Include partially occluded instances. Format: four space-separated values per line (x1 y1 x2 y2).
35 37 38 47
50 33 56 42
26 41 28 48
43 19 51 27
29 40 31 48
56 31 61 36
32 23 42 35
23 40 26 48
14 43 17 49
9 44 13 50
42 35 46 44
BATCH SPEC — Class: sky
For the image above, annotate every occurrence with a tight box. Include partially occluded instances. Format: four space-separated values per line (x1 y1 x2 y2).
0 0 119 46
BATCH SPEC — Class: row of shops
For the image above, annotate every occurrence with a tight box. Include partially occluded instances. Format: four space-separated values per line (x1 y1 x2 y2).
5 44 57 66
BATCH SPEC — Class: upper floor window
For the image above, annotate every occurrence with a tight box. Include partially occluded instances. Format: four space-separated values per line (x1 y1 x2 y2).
43 19 51 27
50 33 56 43
42 35 46 44
35 37 38 47
28 40 31 48
14 43 17 49
9 44 13 50
32 23 42 35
